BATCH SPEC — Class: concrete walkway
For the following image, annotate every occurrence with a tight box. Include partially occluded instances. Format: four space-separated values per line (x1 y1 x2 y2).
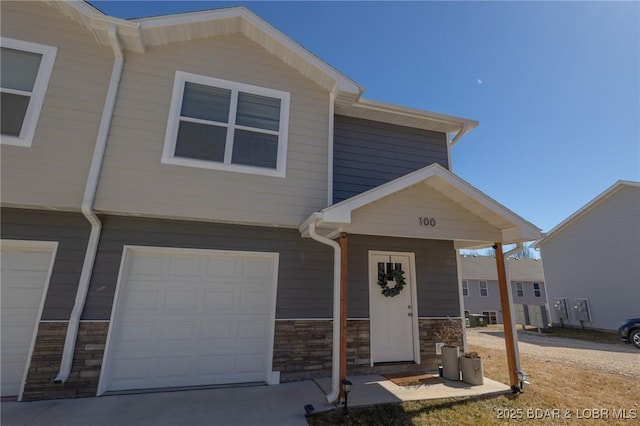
1 375 510 426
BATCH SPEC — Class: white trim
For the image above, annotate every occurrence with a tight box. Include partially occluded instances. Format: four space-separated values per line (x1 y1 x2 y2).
97 245 279 396
0 38 57 147
481 310 499 325
534 180 640 247
0 240 58 401
515 282 524 298
479 280 488 297
162 71 290 178
367 251 419 366
461 279 469 297
456 251 467 352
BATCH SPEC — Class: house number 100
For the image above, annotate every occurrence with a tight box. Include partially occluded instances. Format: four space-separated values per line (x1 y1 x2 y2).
419 217 436 227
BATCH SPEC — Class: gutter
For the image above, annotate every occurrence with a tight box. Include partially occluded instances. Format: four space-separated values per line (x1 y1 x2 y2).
55 23 124 383
306 219 341 403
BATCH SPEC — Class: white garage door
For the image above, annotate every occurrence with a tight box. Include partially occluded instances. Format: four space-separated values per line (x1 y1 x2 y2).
102 247 278 393
1 241 56 398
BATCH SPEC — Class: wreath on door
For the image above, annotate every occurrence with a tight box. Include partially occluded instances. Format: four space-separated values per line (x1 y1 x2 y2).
377 268 406 297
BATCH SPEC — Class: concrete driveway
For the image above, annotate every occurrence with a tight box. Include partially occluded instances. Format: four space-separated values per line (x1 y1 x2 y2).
1 381 332 426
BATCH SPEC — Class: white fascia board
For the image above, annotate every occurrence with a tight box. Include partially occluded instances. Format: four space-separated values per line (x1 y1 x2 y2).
133 7 362 96
353 98 478 134
537 180 640 245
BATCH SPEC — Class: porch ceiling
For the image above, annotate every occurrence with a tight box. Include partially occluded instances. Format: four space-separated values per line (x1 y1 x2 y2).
300 164 541 248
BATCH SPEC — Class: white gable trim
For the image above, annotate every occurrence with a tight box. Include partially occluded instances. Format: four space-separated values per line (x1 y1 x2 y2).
300 163 541 244
534 180 640 247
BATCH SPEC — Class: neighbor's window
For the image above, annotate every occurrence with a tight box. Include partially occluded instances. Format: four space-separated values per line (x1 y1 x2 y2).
1 38 57 147
462 280 469 296
162 71 290 177
533 282 541 298
479 281 488 297
515 282 524 297
482 311 498 325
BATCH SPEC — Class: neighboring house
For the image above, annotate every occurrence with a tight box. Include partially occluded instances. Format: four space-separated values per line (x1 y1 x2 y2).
460 256 547 324
535 181 640 332
0 1 542 401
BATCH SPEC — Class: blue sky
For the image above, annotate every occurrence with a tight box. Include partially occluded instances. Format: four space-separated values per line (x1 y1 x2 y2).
91 1 639 233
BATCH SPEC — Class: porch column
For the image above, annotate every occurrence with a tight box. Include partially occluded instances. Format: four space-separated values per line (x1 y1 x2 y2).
494 242 519 390
339 232 348 400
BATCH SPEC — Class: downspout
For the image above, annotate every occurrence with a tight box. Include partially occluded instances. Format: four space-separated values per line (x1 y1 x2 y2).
307 221 341 403
54 24 124 383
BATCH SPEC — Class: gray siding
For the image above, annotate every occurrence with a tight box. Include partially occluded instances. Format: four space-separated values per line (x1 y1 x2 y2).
333 115 448 202
346 235 459 318
463 280 547 323
84 216 333 320
0 208 90 320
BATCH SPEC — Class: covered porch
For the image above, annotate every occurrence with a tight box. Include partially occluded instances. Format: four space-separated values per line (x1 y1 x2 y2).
299 163 542 403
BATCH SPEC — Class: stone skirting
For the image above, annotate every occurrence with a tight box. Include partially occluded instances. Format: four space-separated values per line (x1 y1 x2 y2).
272 318 460 381
22 321 108 401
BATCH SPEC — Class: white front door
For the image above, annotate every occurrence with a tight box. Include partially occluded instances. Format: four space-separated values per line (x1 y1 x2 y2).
369 252 417 363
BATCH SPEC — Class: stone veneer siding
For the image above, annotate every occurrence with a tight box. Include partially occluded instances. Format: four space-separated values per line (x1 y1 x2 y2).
273 318 460 380
22 322 108 401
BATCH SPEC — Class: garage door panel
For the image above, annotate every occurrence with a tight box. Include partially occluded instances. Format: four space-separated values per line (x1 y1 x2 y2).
104 248 276 392
1 242 55 398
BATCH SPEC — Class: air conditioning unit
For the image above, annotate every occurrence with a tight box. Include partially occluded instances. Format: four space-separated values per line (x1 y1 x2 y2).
572 298 591 322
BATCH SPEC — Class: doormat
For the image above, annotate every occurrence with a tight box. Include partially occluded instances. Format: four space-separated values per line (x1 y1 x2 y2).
383 373 444 387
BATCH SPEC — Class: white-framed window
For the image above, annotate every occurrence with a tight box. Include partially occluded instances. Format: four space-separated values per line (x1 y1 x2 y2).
1 38 57 147
479 280 488 297
533 282 542 298
482 311 498 325
162 71 290 177
515 282 524 297
462 280 469 296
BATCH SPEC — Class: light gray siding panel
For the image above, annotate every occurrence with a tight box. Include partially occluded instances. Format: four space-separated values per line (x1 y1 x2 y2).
0 1 113 209
333 115 449 202
95 34 330 227
0 208 90 320
540 185 640 331
84 216 333 320
346 235 459 318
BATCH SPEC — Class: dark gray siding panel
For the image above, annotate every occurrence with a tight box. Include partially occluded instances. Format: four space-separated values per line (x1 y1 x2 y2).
83 215 333 320
1 208 90 320
333 115 449 202
347 235 459 318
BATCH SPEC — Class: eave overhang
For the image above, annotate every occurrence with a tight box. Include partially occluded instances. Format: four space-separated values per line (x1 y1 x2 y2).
300 164 542 249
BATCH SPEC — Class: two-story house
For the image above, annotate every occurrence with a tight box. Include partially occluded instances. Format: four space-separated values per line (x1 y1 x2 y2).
460 255 548 325
1 1 542 401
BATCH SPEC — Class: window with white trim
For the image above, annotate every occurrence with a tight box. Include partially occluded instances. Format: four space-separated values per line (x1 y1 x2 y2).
479 281 488 297
482 311 498 325
462 280 469 297
1 38 57 147
162 71 290 177
515 282 524 297
533 282 542 298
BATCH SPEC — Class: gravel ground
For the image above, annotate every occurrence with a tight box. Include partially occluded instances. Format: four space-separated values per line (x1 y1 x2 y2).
466 328 640 379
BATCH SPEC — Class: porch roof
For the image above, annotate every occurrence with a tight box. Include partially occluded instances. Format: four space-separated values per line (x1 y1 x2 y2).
300 164 542 249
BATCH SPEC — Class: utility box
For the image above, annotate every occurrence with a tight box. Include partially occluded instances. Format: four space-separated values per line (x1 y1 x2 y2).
573 298 591 322
552 298 569 320
514 304 529 325
467 314 488 327
527 304 549 329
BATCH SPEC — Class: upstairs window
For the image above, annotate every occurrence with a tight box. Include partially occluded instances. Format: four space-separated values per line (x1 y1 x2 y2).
515 282 524 297
479 281 488 297
1 38 57 147
163 71 290 177
462 280 469 297
533 282 542 298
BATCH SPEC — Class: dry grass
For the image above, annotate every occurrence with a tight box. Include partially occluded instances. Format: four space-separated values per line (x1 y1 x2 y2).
537 326 621 344
308 344 640 425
